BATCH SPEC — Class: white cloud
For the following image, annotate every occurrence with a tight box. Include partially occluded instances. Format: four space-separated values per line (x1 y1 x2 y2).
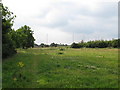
33 27 72 45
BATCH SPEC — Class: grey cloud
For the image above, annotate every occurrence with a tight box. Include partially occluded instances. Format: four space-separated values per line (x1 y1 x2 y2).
37 2 117 29
16 1 118 42
72 2 117 18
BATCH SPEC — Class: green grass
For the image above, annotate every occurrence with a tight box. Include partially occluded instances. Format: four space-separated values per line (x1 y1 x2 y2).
2 47 118 88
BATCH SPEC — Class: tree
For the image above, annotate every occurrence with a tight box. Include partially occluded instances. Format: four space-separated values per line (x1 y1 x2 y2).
2 3 17 58
34 43 39 47
71 43 79 48
40 43 45 47
50 43 57 47
112 39 118 48
10 29 21 48
71 39 119 48
15 25 35 49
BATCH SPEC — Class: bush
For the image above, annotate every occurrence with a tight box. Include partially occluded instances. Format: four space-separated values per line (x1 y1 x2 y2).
2 43 16 58
59 48 65 51
58 52 64 55
71 43 79 48
71 39 119 48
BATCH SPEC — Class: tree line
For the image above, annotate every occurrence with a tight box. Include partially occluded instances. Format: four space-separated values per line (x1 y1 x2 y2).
35 39 119 48
71 39 120 48
34 43 68 47
2 4 35 58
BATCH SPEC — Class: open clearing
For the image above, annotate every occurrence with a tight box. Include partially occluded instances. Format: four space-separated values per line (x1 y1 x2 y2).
3 48 118 88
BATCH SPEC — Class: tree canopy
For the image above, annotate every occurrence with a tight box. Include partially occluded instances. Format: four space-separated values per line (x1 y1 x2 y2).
2 3 35 58
2 3 16 58
11 25 35 49
71 39 120 48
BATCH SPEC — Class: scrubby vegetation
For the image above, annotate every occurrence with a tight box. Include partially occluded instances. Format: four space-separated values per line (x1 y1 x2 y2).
2 4 35 58
37 43 68 48
71 39 120 48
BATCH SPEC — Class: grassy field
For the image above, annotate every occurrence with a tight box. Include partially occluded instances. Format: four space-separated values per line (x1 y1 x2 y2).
2 47 118 88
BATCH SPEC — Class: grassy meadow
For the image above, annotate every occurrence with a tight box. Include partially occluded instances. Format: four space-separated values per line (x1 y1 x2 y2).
2 47 118 88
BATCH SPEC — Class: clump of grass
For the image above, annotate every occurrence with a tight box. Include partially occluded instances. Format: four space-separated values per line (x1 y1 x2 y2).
64 65 71 69
58 52 64 55
96 55 104 58
84 65 97 69
36 79 48 85
77 64 83 67
57 64 61 67
59 48 65 51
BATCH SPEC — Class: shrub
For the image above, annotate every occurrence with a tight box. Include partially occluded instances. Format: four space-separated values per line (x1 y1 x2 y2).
58 52 63 55
71 43 79 48
59 48 65 51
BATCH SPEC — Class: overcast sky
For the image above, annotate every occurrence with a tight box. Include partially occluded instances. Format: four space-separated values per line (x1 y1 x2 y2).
3 0 118 45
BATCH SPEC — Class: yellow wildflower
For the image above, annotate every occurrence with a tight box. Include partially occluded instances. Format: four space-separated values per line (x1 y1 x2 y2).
13 77 17 81
18 62 24 68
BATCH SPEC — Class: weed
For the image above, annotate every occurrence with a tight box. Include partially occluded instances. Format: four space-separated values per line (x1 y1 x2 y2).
58 52 64 55
59 48 65 51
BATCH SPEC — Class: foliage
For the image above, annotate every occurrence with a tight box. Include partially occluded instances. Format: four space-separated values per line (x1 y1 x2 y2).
39 43 49 48
2 3 35 58
58 52 64 55
13 25 35 49
2 3 16 58
39 43 68 48
71 39 120 48
34 43 39 47
71 43 79 48
59 48 65 51
50 43 58 47
17 62 25 68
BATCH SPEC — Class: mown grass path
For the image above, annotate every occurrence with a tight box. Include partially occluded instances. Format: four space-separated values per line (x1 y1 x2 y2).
3 48 118 88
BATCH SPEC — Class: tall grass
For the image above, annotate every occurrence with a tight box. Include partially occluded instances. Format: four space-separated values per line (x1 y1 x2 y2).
2 48 118 88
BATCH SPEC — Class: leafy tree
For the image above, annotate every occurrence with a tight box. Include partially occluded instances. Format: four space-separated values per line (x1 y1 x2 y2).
71 39 119 48
40 43 45 47
107 40 112 47
10 29 21 48
34 43 39 47
15 25 35 49
71 43 79 48
2 3 16 58
118 39 120 48
112 39 118 48
39 43 49 47
50 43 57 47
